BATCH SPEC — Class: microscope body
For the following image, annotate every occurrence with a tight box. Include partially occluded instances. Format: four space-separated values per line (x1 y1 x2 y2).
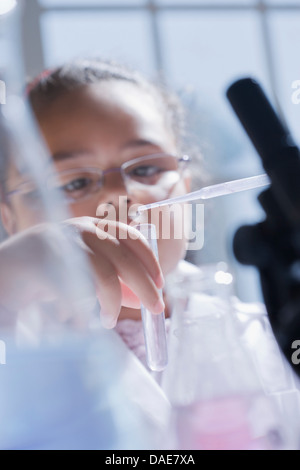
227 78 300 376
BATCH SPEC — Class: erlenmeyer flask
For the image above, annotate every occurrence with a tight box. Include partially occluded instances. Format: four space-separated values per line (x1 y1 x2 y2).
162 263 293 450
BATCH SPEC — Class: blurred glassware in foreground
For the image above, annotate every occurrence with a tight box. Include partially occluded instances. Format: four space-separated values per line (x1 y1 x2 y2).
0 328 171 450
0 0 96 335
162 263 295 450
0 1 171 450
0 1 17 17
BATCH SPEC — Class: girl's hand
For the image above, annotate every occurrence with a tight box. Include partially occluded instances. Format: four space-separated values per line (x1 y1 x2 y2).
64 217 165 328
0 217 164 329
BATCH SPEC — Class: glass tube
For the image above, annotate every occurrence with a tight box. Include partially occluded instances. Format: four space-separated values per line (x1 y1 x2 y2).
137 223 168 372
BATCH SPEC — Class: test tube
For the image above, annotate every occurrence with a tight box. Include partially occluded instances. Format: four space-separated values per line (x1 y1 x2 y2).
137 223 168 372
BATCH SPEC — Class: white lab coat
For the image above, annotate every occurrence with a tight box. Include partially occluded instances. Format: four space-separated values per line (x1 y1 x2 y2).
116 260 300 449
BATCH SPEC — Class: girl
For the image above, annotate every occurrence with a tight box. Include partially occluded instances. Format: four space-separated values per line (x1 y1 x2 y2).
0 58 194 345
1 59 299 436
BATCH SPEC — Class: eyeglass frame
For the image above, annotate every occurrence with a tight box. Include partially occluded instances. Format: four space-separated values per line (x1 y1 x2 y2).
4 153 191 204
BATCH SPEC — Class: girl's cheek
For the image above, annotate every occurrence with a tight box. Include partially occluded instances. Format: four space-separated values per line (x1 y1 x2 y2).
12 204 46 233
157 236 187 276
120 281 141 309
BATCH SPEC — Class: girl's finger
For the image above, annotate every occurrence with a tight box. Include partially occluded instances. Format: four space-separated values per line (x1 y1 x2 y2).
88 225 164 316
93 219 164 289
89 254 122 329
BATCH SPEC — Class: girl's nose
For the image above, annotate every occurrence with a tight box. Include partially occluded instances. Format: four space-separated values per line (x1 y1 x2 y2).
96 171 133 209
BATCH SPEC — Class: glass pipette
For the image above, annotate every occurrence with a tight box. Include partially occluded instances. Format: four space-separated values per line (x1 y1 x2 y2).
138 173 270 213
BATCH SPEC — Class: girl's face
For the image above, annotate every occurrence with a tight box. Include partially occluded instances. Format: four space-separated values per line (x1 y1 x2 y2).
1 81 191 275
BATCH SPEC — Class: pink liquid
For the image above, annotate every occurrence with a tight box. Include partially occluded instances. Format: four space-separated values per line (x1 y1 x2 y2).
174 396 274 450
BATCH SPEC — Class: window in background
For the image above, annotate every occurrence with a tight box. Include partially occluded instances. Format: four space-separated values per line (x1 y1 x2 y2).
266 0 300 4
268 11 300 143
39 0 147 5
41 11 154 76
158 0 257 4
159 10 269 302
26 0 300 302
159 10 270 155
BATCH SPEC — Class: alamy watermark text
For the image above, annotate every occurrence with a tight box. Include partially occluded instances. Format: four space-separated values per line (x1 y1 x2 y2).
0 340 6 365
0 80 6 105
291 80 300 104
95 198 205 251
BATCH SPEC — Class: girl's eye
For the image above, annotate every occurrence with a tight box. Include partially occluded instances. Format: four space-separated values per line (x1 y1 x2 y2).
131 165 162 178
48 171 103 201
61 177 92 193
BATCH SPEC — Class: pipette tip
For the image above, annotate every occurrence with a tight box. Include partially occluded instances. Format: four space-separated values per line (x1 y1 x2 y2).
137 205 150 214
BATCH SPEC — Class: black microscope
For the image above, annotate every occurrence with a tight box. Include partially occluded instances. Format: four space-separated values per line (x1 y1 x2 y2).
227 77 300 377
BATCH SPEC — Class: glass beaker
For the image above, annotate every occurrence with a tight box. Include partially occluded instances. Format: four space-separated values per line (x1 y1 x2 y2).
162 263 290 450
